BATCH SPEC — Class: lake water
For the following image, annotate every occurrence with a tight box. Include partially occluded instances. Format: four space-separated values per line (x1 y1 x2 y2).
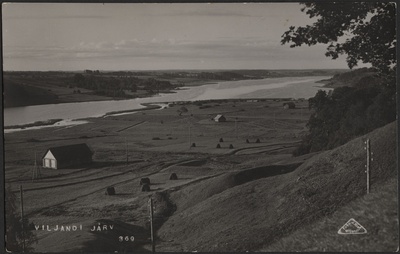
4 76 332 128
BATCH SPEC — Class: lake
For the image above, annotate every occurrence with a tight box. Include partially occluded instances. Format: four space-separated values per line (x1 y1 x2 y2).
4 76 332 128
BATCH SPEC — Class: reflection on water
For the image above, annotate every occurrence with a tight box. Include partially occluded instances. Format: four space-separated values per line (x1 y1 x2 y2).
4 76 332 128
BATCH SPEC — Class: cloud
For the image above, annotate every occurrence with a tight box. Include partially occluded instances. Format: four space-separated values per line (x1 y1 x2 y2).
4 15 108 20
4 37 343 71
3 38 280 61
152 9 264 18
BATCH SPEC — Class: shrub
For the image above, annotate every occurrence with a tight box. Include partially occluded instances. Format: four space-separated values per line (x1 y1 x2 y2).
5 186 38 252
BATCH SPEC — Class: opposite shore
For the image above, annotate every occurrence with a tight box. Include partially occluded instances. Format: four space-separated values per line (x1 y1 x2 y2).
4 75 335 131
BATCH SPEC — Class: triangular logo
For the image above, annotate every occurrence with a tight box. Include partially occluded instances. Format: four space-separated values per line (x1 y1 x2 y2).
338 218 367 234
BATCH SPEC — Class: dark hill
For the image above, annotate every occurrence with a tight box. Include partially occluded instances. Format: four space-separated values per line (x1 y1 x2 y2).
4 79 59 108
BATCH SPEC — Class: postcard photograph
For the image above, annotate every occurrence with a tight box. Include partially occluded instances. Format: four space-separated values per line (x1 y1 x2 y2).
2 2 398 252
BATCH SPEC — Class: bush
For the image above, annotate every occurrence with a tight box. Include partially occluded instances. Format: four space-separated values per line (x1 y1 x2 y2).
5 186 38 252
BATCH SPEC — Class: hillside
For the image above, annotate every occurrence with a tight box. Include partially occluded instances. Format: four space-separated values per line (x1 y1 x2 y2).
319 67 381 88
156 120 397 251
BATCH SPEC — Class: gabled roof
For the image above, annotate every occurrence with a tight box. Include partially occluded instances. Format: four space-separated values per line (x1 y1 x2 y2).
42 143 93 162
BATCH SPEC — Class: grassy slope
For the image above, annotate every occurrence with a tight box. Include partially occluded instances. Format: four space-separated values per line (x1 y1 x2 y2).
263 177 398 252
156 121 397 252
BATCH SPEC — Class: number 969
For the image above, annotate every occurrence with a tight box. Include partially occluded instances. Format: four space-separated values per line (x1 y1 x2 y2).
119 236 135 242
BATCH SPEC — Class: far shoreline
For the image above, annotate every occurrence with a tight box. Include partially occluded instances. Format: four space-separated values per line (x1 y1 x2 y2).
3 75 334 131
3 75 332 109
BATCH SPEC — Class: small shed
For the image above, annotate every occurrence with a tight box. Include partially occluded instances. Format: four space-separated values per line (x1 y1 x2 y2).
283 102 296 109
214 114 226 122
42 143 93 169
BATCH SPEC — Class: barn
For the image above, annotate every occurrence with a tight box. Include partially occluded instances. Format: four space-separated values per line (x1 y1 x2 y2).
42 143 93 169
283 102 296 109
214 114 226 122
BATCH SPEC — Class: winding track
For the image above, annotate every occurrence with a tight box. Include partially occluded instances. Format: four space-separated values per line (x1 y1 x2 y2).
20 158 208 217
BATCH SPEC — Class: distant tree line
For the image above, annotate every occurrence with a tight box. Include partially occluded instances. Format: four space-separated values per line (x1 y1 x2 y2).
196 72 250 80
84 69 100 74
73 74 175 98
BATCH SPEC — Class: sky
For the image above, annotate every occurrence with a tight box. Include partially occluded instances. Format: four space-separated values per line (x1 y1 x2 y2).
2 3 359 71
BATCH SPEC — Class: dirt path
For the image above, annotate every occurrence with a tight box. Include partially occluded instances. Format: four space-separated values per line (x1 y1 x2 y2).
24 163 158 217
228 141 301 155
116 121 147 132
22 156 211 216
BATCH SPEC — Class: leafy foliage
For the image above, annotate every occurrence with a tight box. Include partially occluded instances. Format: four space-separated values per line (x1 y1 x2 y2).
281 2 396 74
293 81 396 156
5 186 37 252
284 3 397 156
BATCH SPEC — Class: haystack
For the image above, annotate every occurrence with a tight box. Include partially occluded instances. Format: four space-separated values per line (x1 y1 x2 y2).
105 186 115 195
140 177 150 185
170 173 178 180
141 184 150 192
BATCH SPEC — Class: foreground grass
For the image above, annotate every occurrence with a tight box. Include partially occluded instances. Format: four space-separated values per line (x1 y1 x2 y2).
263 177 398 252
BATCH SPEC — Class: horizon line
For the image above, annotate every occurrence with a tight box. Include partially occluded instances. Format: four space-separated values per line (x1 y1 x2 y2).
3 67 353 72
